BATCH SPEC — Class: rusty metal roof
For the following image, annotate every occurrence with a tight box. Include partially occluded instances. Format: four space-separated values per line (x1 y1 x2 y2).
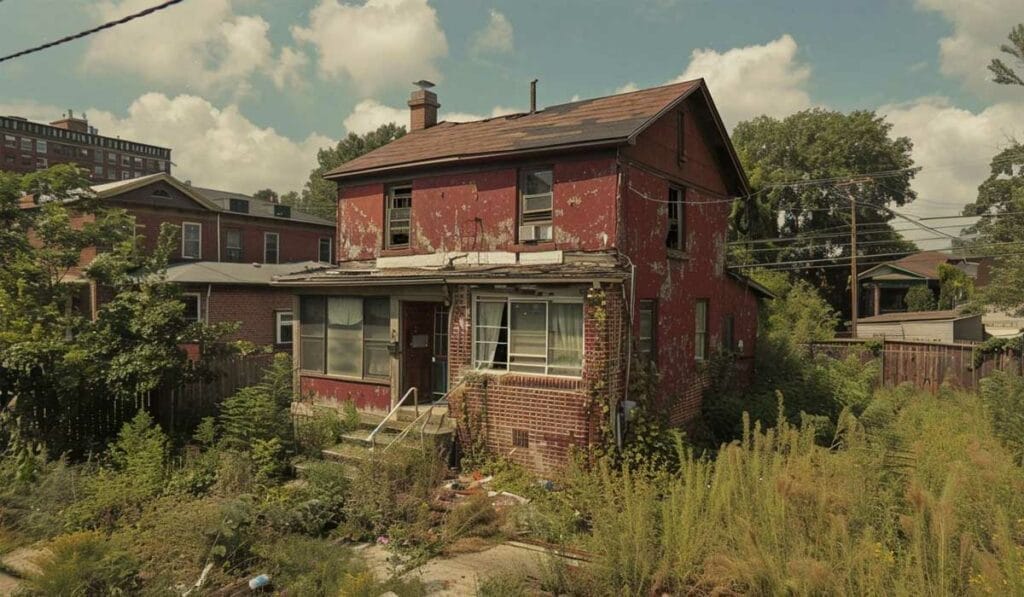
325 80 703 179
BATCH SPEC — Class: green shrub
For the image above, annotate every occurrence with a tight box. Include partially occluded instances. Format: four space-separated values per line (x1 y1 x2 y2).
260 463 348 537
904 284 937 311
979 371 1024 464
253 535 359 595
477 570 530 597
294 403 360 456
21 531 139 596
219 353 295 452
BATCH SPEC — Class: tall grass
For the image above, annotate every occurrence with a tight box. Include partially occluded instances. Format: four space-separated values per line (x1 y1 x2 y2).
557 386 1024 596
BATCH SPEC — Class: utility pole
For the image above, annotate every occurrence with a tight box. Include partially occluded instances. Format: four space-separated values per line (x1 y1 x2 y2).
849 188 858 338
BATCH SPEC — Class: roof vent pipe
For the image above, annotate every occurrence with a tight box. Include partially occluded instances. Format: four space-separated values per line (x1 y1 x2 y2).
530 79 538 113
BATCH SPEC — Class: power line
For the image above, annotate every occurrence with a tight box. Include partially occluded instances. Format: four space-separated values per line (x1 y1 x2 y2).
725 250 1024 274
0 0 185 64
728 241 1024 270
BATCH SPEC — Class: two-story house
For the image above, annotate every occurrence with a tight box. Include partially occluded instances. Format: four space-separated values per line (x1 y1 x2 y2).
24 172 335 349
275 80 770 472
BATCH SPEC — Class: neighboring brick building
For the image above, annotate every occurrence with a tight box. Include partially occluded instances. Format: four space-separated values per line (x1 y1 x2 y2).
275 80 771 473
22 173 334 351
1 111 171 183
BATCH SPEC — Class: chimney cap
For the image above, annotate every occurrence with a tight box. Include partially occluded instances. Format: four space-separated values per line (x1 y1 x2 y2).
412 80 435 90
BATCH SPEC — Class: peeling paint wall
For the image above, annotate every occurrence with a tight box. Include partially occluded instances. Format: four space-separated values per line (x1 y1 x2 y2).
334 154 619 259
620 100 760 423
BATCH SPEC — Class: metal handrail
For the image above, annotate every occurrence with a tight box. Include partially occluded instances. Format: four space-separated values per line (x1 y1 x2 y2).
366 386 417 447
380 378 465 453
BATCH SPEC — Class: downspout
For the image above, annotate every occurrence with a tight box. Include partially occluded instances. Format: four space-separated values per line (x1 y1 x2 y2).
216 213 221 262
618 253 636 450
205 283 212 324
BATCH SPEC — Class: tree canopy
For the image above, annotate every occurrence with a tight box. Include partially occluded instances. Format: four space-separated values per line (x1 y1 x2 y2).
282 123 406 220
989 24 1024 86
730 109 918 321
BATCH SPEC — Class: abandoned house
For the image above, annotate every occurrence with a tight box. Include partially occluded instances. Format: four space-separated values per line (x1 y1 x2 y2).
274 80 770 473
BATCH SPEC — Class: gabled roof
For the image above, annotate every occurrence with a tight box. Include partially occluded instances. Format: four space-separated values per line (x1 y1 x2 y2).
857 310 975 324
859 251 961 281
92 173 220 210
325 79 749 194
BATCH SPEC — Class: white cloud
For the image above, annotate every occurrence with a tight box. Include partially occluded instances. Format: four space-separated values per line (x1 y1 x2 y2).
343 100 521 134
293 0 448 94
880 97 1024 225
915 0 1020 93
615 82 639 94
669 34 812 128
270 47 309 91
82 0 275 93
470 9 514 57
83 94 329 194
342 99 409 135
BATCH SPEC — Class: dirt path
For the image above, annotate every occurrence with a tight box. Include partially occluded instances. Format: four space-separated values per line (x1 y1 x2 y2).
360 541 568 596
0 546 43 596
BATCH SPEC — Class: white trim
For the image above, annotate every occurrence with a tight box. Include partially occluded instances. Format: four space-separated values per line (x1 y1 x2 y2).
182 292 203 323
471 293 584 378
275 310 293 344
181 221 202 259
263 231 280 264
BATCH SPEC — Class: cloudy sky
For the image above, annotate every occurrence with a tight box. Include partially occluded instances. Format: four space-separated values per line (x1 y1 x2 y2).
1 0 1022 234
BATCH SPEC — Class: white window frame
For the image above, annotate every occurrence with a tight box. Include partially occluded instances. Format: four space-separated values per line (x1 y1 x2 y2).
695 298 709 362
318 237 333 263
298 296 391 381
181 222 202 259
182 293 203 323
224 228 243 262
36 139 47 154
518 168 554 242
472 294 584 378
264 232 280 264
275 310 294 345
20 138 32 152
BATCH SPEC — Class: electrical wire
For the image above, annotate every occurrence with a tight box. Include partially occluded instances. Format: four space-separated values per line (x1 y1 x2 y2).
728 241 1024 270
0 0 185 64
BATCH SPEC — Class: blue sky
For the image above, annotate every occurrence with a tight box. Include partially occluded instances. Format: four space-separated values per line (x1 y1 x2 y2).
1 0 1021 244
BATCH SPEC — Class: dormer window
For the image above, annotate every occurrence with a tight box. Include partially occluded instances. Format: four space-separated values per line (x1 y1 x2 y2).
229 198 249 214
518 168 553 242
274 204 291 218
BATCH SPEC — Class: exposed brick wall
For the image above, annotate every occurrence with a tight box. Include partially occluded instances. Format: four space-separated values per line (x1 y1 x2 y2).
186 284 295 347
446 283 627 475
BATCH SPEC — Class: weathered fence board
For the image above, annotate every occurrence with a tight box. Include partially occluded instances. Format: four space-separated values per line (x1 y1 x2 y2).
809 339 1023 392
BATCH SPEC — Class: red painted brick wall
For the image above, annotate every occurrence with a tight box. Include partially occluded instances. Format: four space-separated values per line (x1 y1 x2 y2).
184 284 295 347
336 154 619 260
299 376 391 412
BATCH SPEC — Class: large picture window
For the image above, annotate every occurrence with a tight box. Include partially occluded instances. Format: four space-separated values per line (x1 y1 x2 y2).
300 296 391 381
473 297 583 377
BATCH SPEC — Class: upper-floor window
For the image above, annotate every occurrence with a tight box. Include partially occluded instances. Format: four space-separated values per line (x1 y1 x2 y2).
638 300 656 361
518 168 553 242
20 138 32 152
120 171 131 180
318 237 333 263
93 149 102 163
224 228 243 262
386 185 412 248
107 152 116 165
36 139 47 154
133 156 143 167
694 299 709 362
473 296 583 377
3 135 15 148
666 186 686 252
228 198 249 214
676 112 687 164
722 314 735 353
121 155 130 167
182 222 202 259
264 232 279 264
93 165 104 177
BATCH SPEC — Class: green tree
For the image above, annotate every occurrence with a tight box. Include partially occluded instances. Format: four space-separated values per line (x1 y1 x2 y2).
904 285 937 312
0 166 207 454
989 24 1024 86
937 263 974 310
287 123 406 220
252 188 279 203
752 270 839 347
731 109 918 321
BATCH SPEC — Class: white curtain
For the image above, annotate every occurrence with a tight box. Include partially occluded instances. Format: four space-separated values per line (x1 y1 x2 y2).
548 303 583 375
475 301 506 367
327 297 362 376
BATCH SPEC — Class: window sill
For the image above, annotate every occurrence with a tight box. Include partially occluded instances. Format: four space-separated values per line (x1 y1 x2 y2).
511 242 557 253
667 249 691 261
380 247 414 257
466 368 584 390
298 371 391 387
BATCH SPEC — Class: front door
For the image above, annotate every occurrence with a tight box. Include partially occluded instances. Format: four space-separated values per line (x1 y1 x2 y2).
401 301 439 406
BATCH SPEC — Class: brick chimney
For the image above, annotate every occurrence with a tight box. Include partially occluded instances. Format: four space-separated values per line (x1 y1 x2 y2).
408 82 439 131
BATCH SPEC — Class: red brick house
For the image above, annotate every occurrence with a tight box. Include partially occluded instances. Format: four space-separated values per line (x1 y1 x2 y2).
275 80 770 472
24 173 334 350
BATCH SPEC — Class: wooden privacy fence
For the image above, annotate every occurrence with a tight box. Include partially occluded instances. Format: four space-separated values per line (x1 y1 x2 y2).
809 339 1024 393
149 352 276 435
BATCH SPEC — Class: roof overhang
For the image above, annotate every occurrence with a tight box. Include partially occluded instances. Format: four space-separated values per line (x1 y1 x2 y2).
727 271 776 300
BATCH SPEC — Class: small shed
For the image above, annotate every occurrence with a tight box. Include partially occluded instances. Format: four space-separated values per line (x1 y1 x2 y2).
855 310 984 343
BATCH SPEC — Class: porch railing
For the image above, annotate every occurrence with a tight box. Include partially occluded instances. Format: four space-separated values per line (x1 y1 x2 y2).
366 386 417 448
381 377 465 453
